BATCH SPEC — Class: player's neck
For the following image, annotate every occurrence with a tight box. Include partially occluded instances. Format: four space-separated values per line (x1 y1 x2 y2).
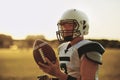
70 36 84 46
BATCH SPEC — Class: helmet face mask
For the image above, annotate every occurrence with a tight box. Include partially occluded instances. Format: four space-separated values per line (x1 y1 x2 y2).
56 19 80 42
56 9 89 42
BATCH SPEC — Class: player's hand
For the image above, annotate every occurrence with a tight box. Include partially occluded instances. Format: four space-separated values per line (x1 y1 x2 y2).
38 57 61 77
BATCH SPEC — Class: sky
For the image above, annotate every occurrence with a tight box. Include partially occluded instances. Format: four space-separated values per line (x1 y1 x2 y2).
0 0 120 40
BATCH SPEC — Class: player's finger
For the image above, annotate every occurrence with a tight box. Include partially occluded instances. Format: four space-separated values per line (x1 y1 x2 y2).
45 57 53 66
38 61 48 68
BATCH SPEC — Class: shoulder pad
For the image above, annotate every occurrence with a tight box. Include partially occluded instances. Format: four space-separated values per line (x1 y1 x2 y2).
77 41 105 57
85 51 103 64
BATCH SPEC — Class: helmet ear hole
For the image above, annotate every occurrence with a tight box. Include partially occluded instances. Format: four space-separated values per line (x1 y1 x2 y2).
83 25 86 29
83 20 86 25
82 20 86 29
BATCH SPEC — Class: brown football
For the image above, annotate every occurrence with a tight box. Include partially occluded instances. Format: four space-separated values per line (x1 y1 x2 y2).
33 39 57 65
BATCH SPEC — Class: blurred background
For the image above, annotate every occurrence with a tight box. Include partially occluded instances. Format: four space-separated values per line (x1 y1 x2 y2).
0 0 120 80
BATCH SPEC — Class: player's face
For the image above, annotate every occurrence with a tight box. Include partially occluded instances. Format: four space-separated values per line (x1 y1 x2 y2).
61 23 75 37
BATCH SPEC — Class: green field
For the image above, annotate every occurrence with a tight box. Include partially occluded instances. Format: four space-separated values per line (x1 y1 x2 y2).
0 48 120 80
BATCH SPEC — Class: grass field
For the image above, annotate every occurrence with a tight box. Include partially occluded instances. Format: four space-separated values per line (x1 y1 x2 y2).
0 48 120 80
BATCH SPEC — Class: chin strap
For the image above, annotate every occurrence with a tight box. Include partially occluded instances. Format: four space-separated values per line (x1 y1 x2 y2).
64 36 73 42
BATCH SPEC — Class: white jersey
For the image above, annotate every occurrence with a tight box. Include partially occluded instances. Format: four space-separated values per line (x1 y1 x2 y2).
58 40 104 79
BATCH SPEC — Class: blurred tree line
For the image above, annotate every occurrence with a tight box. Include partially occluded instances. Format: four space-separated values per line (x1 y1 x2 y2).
0 34 13 48
0 34 120 49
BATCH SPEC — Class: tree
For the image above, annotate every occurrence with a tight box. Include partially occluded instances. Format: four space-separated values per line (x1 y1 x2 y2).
25 35 47 48
0 34 13 48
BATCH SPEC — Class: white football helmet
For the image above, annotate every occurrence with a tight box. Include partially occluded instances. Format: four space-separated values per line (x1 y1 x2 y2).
56 9 89 42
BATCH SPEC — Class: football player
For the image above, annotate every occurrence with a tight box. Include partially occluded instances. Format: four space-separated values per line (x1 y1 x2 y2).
38 9 105 80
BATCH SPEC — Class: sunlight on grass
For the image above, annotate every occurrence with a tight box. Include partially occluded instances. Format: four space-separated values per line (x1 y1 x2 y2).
0 48 120 80
0 48 43 80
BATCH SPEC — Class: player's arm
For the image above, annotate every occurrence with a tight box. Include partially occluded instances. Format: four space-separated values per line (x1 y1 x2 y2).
80 51 102 80
38 57 81 80
38 57 68 80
